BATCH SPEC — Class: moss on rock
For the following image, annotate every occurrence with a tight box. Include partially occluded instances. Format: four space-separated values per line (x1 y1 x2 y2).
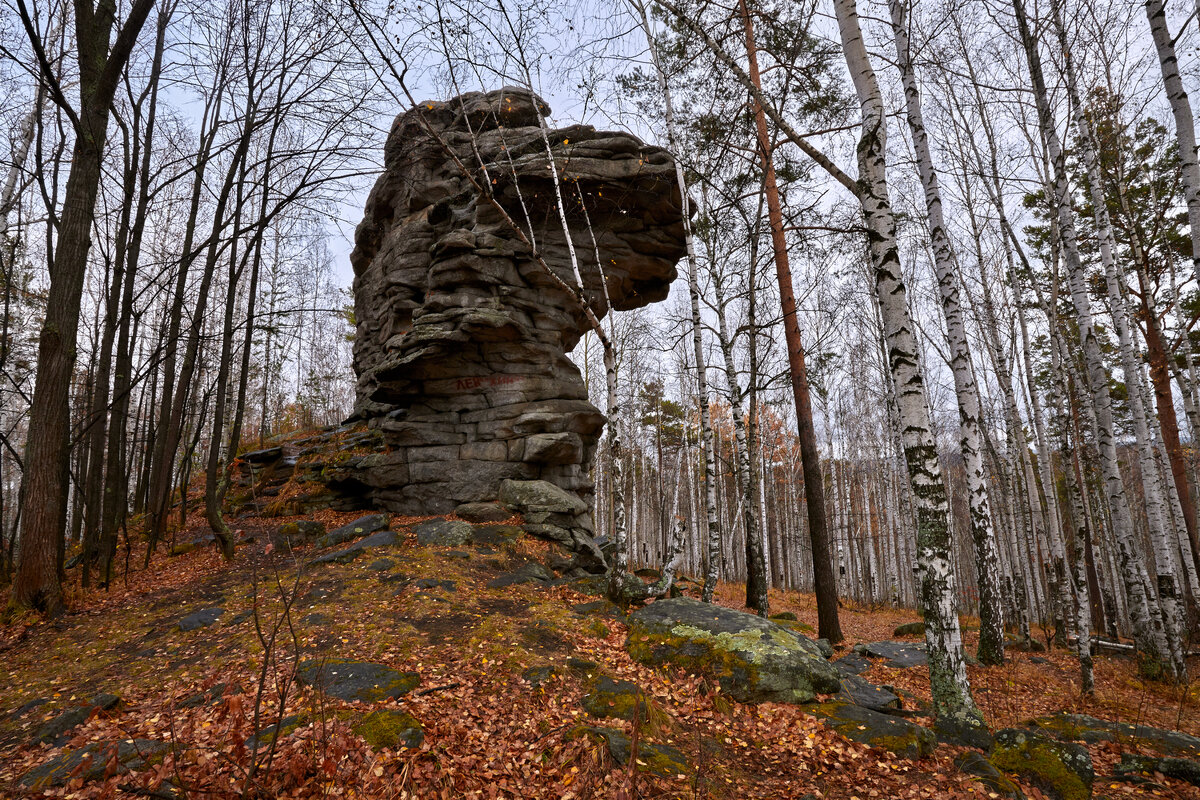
626 598 840 705
990 728 1093 800
354 709 424 750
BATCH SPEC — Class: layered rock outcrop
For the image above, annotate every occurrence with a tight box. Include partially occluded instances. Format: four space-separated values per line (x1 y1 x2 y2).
347 89 686 525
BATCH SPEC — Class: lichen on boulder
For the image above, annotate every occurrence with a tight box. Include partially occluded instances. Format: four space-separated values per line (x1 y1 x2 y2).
625 598 840 704
990 728 1094 800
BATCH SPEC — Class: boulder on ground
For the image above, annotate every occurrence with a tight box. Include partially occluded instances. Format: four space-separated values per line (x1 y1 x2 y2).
178 607 224 632
20 739 167 789
499 479 588 515
455 502 511 523
573 726 690 778
990 728 1093 800
626 598 840 704
354 709 424 750
309 530 397 565
278 519 325 539
32 693 121 745
854 640 928 668
414 519 473 546
315 514 388 549
581 676 656 723
803 701 936 759
1027 712 1200 757
296 659 419 703
836 673 901 714
893 622 925 637
1114 752 1200 787
486 562 554 588
956 751 1025 799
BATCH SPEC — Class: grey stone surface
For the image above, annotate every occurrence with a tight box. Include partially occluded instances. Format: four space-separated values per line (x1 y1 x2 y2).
20 739 167 789
32 694 121 745
454 502 511 522
803 701 936 759
316 514 389 548
178 607 224 632
349 89 684 544
1029 712 1200 757
414 519 473 546
309 530 398 565
855 640 928 668
296 660 419 703
486 562 554 588
626 598 840 704
837 673 901 714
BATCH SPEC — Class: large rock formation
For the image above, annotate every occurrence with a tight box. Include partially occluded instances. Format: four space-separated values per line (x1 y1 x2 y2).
347 89 686 526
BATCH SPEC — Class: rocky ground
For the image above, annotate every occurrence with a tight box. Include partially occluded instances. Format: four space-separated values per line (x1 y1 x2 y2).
1 508 1198 799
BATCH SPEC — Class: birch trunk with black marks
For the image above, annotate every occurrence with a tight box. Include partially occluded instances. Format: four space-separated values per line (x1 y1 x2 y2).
1015 0 1175 678
1053 0 1185 677
834 0 982 730
1146 0 1200 287
889 0 1003 665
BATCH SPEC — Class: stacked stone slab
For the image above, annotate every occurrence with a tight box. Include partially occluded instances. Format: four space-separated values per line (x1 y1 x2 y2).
348 88 685 530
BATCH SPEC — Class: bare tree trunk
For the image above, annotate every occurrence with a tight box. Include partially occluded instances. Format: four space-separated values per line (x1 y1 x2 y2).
629 0 722 602
1146 0 1200 287
888 0 1003 664
13 0 155 613
737 0 836 635
833 0 983 735
1052 0 1185 678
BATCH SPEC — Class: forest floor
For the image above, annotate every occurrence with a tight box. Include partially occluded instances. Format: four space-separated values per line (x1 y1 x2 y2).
0 508 1198 799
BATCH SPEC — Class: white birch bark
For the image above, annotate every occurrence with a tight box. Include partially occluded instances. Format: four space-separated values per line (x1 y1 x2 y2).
1051 0 1185 679
1146 0 1200 287
888 0 1005 665
1013 0 1172 677
834 0 981 730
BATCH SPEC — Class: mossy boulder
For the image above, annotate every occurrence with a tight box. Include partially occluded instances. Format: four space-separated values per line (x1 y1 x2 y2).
486 562 553 588
522 665 559 689
473 524 524 546
769 612 798 621
893 622 925 637
278 519 325 539
1027 712 1200 758
803 701 936 759
581 676 656 723
354 709 424 750
626 598 840 704
573 726 690 778
991 728 1093 800
1114 752 1200 787
20 739 168 789
315 514 388 548
297 659 420 703
309 530 398 565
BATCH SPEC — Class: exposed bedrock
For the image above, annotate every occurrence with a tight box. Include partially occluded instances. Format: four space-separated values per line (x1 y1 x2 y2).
348 88 686 538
